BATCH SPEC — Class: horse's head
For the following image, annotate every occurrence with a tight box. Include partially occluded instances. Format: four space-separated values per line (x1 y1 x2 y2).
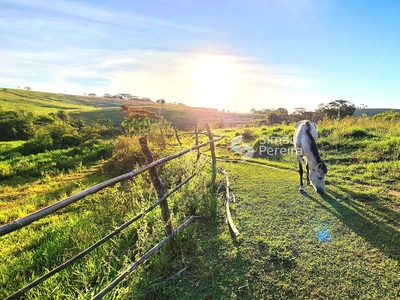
309 162 328 195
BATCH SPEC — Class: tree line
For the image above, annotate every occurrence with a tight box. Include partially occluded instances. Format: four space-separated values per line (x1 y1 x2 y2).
251 99 356 125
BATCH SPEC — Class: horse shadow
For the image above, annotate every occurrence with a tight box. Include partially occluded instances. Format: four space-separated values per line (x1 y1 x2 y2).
301 187 400 262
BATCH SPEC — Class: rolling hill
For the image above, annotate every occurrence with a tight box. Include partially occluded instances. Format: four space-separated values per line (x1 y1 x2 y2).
0 87 254 127
354 108 400 117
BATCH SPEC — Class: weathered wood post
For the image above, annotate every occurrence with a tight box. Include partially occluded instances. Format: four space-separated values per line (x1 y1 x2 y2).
138 136 173 237
173 126 182 147
204 123 216 167
158 123 166 150
194 123 200 160
205 123 218 210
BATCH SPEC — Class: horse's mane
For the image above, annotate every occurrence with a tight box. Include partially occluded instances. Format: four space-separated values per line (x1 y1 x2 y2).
305 122 328 174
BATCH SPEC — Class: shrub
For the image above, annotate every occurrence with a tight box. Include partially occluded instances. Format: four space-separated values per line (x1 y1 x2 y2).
21 136 54 155
343 128 374 140
53 154 82 171
13 158 41 178
0 163 12 179
242 128 254 139
104 136 145 175
61 134 82 148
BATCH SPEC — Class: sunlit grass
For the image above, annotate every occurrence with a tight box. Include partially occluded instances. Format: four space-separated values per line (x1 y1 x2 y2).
1 116 400 299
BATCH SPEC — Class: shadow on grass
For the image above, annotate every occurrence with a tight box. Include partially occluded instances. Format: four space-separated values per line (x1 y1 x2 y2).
303 188 400 262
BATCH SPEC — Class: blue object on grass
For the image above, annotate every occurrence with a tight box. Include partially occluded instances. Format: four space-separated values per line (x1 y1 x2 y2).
316 229 330 242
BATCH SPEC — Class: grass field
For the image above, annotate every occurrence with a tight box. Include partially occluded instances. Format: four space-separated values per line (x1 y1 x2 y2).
2 133 399 299
149 162 400 299
0 87 254 127
1 88 400 299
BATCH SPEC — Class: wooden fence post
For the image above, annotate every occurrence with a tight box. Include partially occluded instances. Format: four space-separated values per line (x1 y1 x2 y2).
205 122 217 191
205 123 216 167
194 123 200 160
138 136 173 237
173 127 182 147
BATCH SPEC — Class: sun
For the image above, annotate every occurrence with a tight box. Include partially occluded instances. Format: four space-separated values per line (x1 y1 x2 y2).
190 54 236 110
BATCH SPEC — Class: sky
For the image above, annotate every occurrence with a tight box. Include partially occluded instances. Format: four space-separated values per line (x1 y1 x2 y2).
1 0 400 113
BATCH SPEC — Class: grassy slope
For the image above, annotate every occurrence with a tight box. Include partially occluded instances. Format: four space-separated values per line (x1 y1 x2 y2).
0 88 122 114
1 88 400 298
153 162 400 299
354 108 400 117
0 88 253 126
1 157 399 299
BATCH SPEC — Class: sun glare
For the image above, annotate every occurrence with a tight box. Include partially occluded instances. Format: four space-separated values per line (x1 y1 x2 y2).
190 55 236 110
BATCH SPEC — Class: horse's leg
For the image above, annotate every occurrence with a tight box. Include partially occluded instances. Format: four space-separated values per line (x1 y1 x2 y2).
297 156 304 193
306 162 310 185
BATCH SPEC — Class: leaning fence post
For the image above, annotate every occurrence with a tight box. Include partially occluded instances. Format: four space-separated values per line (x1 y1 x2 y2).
138 136 173 237
173 126 182 147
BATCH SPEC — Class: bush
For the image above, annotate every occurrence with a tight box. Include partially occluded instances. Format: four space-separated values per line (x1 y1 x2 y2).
53 154 82 171
13 158 41 178
21 136 54 155
61 134 82 148
81 143 113 164
343 128 374 140
242 128 254 139
104 136 145 175
0 163 13 179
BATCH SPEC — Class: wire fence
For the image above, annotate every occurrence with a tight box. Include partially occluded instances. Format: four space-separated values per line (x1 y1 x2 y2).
2 125 238 299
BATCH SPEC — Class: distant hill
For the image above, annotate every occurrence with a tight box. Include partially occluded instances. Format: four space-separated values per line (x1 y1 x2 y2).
354 108 400 117
0 87 253 127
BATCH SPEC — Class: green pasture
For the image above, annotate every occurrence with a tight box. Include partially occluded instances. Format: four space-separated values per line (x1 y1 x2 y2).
150 162 399 299
0 88 252 126
0 88 121 114
1 93 400 299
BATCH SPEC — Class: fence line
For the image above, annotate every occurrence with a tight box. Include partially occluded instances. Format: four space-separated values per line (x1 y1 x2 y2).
4 174 196 300
2 125 236 299
92 215 197 300
219 167 240 236
0 136 223 237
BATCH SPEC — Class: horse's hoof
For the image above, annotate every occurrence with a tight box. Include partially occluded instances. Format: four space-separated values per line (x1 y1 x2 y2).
298 187 305 193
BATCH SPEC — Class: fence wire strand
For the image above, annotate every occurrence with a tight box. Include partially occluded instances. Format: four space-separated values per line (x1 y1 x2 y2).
5 174 196 300
92 215 197 300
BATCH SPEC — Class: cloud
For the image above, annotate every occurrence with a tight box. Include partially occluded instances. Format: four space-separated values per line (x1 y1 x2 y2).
0 45 324 111
0 0 201 32
0 0 323 113
100 50 320 112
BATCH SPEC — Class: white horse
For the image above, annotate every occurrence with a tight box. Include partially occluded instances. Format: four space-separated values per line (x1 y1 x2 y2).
293 120 328 195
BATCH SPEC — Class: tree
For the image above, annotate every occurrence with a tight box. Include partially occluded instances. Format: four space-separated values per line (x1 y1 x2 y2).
292 107 313 122
317 100 356 119
266 112 282 125
275 108 289 117
372 110 400 121
56 110 70 123
120 109 157 136
0 109 35 141
293 107 306 116
156 99 166 109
